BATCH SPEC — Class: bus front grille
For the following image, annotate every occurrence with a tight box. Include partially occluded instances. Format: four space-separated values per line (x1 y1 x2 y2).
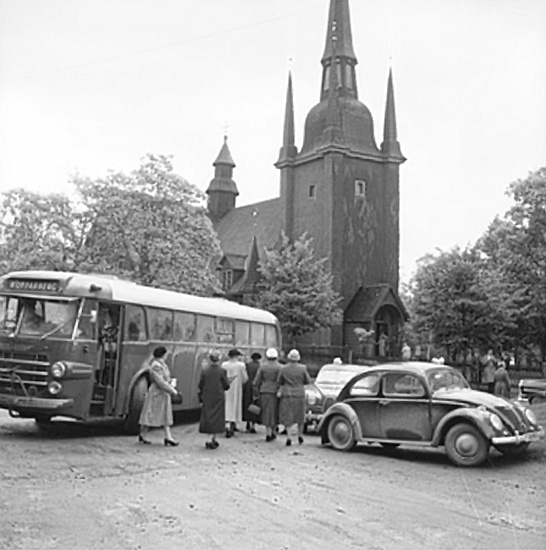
0 352 50 396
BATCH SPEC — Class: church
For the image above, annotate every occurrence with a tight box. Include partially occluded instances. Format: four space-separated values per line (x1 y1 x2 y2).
205 0 408 361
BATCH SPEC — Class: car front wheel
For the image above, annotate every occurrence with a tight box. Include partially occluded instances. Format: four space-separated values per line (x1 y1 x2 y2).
445 423 489 467
327 415 356 451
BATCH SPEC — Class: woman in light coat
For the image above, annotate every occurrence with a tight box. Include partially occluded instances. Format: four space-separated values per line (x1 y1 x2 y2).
139 346 179 446
222 348 248 437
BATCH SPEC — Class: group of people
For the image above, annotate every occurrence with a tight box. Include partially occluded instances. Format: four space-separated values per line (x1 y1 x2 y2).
481 349 512 398
137 346 312 450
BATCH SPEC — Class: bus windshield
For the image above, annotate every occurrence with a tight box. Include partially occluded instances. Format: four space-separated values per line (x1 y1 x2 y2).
0 295 79 338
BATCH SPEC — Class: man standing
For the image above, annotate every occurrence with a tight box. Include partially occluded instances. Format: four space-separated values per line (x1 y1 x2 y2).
222 348 248 437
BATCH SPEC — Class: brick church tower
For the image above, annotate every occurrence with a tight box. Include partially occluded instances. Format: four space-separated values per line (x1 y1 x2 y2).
209 0 408 359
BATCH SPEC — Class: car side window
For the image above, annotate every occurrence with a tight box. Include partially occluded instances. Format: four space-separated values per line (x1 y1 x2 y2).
349 373 380 397
383 373 425 398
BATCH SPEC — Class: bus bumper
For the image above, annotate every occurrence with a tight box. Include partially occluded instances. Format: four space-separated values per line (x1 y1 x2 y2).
0 395 75 415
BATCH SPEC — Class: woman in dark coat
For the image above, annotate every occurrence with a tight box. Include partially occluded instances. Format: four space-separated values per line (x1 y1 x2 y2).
493 361 511 398
139 346 179 446
254 348 281 442
198 350 230 449
278 348 311 447
243 352 262 433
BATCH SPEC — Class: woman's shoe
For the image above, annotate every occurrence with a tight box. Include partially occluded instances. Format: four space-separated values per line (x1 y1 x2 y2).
266 435 273 442
205 441 214 449
286 438 292 447
298 436 304 445
212 440 219 449
164 439 179 447
138 435 151 445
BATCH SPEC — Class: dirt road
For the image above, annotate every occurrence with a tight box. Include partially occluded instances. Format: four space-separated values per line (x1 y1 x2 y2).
0 407 545 550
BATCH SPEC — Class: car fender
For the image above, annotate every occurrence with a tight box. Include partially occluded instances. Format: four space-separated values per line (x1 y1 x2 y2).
318 402 363 444
432 407 496 446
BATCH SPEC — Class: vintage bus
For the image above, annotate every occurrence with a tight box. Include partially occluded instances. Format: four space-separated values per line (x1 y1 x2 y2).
0 270 281 433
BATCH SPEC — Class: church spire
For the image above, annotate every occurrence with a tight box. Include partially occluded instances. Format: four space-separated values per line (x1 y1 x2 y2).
277 71 298 164
320 0 358 101
381 68 404 161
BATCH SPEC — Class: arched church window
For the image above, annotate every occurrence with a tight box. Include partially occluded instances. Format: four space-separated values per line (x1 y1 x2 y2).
345 64 353 90
308 184 316 199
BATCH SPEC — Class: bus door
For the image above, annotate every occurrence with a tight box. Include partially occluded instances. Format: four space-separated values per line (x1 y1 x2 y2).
92 302 122 416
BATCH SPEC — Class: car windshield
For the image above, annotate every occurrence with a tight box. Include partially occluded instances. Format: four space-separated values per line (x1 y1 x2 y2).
316 367 362 387
427 368 469 392
0 295 79 338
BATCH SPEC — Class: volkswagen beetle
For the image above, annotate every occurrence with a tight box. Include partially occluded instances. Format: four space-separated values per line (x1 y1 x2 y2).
318 362 544 467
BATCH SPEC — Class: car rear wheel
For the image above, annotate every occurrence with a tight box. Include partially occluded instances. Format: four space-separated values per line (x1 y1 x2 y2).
529 395 546 405
327 415 356 451
445 423 489 467
495 442 530 456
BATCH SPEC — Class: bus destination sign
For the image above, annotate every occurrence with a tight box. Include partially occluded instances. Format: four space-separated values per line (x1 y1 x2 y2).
6 279 60 293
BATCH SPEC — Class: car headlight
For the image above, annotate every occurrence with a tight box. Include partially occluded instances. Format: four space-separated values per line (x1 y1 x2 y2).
48 381 62 395
525 408 538 425
489 413 503 431
306 388 321 406
50 362 67 379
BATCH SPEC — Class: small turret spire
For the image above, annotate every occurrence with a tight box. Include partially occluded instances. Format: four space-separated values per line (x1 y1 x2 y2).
381 68 404 161
277 71 298 163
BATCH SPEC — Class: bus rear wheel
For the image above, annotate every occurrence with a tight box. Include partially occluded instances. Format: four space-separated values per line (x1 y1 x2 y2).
124 377 148 435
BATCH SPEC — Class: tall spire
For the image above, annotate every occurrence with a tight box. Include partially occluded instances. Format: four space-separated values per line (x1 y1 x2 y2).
381 68 404 161
277 71 298 164
320 0 358 101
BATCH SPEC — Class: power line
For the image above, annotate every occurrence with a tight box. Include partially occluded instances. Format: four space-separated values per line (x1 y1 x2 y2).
1 5 322 84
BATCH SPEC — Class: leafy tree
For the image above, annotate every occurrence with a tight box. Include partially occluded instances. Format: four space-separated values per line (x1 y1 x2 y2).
409 247 498 361
72 154 222 295
0 188 89 273
476 167 546 360
252 232 342 345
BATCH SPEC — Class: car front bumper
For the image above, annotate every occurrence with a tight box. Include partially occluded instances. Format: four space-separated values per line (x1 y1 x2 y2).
491 427 544 445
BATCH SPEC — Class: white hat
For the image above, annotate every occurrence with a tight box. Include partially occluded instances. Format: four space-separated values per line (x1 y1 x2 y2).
265 348 278 359
287 349 301 361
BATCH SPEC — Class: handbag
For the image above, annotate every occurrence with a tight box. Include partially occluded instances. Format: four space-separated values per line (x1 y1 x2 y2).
171 392 183 405
247 402 261 416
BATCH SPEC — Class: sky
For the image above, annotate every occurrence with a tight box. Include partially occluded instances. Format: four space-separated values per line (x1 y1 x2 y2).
1 0 545 283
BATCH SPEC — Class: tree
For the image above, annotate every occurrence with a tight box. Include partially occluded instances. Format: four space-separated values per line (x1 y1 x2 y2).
476 167 546 360
72 154 222 295
252 232 342 345
0 188 89 273
408 247 499 361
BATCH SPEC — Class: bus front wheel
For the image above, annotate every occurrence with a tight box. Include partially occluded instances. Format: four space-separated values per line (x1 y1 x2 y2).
124 377 148 435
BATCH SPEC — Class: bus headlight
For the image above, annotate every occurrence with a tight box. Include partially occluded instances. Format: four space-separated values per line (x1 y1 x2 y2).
48 381 62 395
50 362 67 379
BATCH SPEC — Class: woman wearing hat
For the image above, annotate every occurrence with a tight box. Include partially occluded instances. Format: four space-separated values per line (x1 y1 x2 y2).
243 352 262 433
254 348 282 442
222 348 248 437
278 349 311 446
198 350 230 449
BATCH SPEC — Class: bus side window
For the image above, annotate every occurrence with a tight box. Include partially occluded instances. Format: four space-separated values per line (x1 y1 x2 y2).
216 318 234 344
125 305 147 342
250 323 265 348
265 325 278 348
196 315 215 343
235 321 250 347
148 308 173 341
174 312 196 341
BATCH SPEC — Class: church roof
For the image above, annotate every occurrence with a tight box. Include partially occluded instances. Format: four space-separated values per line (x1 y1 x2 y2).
214 198 281 258
345 284 409 322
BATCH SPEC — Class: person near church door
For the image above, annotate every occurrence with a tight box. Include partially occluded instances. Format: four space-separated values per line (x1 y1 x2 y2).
278 349 311 446
222 348 248 437
138 346 179 447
